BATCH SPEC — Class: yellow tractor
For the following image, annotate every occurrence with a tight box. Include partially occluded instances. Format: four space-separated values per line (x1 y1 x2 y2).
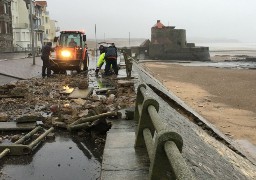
52 31 89 73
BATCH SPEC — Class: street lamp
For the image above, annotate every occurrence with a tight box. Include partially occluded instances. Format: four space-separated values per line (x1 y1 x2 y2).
24 0 35 65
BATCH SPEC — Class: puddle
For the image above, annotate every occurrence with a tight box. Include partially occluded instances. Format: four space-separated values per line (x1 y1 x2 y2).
61 85 74 94
177 61 256 69
0 132 101 180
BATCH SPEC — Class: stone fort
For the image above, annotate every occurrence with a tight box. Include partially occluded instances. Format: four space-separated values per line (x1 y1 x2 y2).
145 20 210 61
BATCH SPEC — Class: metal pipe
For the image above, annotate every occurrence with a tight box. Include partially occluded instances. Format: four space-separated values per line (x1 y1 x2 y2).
143 128 154 162
68 122 89 131
164 141 195 180
0 149 10 159
28 127 54 149
148 105 166 132
70 112 117 126
15 126 42 144
0 126 42 159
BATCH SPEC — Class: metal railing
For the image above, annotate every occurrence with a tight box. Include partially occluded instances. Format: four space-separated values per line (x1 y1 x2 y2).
122 51 133 78
134 84 195 180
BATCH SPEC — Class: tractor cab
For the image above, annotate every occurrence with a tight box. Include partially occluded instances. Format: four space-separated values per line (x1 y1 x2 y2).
51 31 88 73
57 31 86 48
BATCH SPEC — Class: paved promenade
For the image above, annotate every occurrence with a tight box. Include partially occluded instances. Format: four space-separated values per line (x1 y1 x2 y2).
0 57 42 80
1 54 255 179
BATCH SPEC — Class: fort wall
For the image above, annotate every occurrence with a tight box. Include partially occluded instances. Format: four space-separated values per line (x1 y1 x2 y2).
148 20 210 61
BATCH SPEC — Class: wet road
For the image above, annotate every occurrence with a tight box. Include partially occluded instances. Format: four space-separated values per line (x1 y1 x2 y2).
0 132 101 180
0 54 118 180
0 75 18 85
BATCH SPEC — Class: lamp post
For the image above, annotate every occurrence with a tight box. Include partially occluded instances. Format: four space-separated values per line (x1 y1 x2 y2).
29 0 35 65
129 32 130 47
24 0 35 65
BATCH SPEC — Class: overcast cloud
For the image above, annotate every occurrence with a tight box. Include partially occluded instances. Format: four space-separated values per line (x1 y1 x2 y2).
47 0 256 42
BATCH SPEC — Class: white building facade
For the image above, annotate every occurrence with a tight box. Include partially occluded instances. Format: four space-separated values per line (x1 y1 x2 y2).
11 0 30 51
11 0 58 52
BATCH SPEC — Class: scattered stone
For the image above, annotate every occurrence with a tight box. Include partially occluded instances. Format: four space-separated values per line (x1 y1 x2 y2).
117 80 134 87
78 109 89 118
197 122 203 126
78 80 89 89
106 94 115 105
0 137 3 143
73 98 86 105
46 133 55 140
10 87 27 96
16 115 44 123
0 112 8 122
11 134 20 142
50 105 59 113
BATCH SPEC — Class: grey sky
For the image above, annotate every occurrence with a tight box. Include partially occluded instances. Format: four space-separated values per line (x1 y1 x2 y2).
47 0 256 42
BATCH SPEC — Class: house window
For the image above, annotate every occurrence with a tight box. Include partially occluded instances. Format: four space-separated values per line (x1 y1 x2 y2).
45 17 48 23
26 32 30 40
22 32 25 40
5 22 8 34
4 3 7 14
16 32 20 41
46 29 48 34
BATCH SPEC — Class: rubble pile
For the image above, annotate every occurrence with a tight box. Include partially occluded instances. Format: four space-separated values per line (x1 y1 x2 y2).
0 71 136 154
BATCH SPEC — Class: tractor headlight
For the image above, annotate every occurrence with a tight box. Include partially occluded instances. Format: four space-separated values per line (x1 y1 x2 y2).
61 50 71 58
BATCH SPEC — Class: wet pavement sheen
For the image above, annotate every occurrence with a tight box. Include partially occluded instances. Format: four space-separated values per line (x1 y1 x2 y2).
0 133 101 180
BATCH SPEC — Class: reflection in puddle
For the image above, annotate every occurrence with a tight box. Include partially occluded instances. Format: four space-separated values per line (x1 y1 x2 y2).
0 133 101 180
62 85 74 94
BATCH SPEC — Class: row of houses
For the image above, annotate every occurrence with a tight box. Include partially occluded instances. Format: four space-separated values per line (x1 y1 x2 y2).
0 0 59 52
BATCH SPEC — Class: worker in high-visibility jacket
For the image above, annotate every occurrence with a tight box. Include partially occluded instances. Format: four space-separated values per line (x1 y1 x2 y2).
95 45 106 75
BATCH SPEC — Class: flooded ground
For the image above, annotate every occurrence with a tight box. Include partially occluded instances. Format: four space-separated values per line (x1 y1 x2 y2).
175 60 256 69
0 132 101 180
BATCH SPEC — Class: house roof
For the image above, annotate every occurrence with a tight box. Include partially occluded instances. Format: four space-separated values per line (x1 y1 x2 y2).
34 1 47 7
153 20 165 29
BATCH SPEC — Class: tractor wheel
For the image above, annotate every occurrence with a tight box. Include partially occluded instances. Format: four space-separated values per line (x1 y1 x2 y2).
77 61 83 73
52 68 60 74
84 56 89 70
59 69 66 74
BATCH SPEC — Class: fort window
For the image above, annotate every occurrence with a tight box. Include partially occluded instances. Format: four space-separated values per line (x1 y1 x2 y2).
177 41 181 46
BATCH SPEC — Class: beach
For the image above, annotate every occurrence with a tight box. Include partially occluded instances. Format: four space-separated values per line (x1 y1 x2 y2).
142 62 256 149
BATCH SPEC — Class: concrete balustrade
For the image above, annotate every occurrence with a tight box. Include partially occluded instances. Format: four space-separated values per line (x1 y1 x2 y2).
134 84 195 180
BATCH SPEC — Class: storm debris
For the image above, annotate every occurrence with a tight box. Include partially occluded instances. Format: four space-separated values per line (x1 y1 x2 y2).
0 71 136 158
